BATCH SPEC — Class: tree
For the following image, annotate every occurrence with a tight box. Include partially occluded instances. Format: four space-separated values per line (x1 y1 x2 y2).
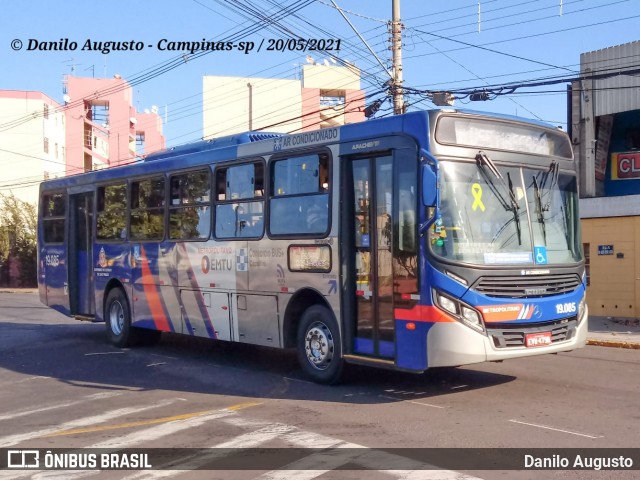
0 193 37 287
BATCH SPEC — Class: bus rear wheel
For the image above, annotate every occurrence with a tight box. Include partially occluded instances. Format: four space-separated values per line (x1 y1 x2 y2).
105 288 136 348
297 305 344 384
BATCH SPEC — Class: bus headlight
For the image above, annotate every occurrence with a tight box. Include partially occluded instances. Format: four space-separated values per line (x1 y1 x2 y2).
433 289 485 333
462 306 483 331
438 294 458 316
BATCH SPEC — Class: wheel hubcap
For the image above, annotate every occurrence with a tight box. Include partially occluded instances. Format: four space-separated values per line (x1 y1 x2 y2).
109 300 125 335
304 321 334 371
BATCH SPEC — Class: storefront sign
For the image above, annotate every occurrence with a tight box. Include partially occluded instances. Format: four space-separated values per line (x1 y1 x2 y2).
612 152 640 179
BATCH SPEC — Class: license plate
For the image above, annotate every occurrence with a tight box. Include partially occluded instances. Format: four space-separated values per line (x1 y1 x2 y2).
525 331 552 347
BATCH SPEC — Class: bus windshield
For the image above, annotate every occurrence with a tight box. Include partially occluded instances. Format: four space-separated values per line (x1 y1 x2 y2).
430 160 582 266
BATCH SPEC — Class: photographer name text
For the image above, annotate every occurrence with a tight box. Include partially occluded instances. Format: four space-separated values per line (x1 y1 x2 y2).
524 454 634 470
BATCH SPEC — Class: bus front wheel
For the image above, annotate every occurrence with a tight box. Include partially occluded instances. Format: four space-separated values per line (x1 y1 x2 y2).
297 305 344 384
105 288 135 348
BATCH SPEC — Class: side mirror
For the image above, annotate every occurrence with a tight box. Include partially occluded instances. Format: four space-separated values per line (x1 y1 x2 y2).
422 163 438 207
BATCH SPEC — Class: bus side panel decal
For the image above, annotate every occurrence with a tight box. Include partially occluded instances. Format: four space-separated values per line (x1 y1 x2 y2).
140 246 173 332
180 289 216 338
178 244 216 339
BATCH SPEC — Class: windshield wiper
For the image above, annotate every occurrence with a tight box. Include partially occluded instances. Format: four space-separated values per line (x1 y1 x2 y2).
532 176 546 244
541 159 559 212
476 152 519 210
476 151 522 245
532 159 559 245
506 171 521 246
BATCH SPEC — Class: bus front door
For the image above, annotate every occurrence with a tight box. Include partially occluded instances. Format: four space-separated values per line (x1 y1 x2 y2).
347 155 396 360
68 192 95 317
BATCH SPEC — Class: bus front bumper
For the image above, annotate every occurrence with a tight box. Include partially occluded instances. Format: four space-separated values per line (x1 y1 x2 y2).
426 305 589 368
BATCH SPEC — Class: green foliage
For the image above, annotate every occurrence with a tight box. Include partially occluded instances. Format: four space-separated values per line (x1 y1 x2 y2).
0 193 37 287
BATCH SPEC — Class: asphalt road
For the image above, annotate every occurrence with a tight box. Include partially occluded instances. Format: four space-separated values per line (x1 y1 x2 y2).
0 292 638 479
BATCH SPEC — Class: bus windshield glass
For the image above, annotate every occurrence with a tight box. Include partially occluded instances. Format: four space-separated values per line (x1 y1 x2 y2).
430 161 582 266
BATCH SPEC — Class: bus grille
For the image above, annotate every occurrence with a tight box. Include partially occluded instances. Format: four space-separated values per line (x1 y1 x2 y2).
473 274 581 298
487 317 577 348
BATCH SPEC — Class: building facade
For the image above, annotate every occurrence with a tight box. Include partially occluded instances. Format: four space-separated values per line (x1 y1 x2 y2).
0 90 66 204
63 76 165 175
203 63 365 138
0 77 165 206
571 41 640 318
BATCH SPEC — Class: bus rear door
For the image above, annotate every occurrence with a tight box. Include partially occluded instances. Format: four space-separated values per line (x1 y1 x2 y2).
68 191 95 317
40 190 69 315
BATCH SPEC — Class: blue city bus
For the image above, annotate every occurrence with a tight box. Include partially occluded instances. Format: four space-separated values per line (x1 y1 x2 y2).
37 109 587 383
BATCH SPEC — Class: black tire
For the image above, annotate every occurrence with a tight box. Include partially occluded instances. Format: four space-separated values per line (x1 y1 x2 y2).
104 288 136 348
296 305 344 384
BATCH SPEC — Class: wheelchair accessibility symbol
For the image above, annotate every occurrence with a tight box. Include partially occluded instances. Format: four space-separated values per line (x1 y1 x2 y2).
534 246 548 265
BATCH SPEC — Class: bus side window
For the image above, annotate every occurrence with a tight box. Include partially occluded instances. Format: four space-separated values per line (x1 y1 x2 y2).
305 195 328 233
130 176 165 241
168 169 211 241
269 152 330 236
42 191 66 243
214 161 264 239
96 182 127 241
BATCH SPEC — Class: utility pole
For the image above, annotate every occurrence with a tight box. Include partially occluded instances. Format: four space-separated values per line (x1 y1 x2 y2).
391 0 404 114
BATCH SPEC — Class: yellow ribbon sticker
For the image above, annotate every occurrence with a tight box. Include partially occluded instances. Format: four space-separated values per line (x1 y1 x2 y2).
471 183 485 211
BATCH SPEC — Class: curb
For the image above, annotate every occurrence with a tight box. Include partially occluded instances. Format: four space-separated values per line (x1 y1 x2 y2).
586 339 640 350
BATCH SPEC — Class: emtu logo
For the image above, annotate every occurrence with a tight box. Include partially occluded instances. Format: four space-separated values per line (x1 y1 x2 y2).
201 256 210 274
277 264 286 286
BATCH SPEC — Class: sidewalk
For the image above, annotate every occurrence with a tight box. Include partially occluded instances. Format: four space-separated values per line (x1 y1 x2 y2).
587 316 640 350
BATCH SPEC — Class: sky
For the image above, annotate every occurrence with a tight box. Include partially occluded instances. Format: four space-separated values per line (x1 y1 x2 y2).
1 0 639 148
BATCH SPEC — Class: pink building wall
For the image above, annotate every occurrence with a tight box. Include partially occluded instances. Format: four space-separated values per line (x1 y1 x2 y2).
301 88 321 131
64 76 164 175
135 112 166 155
300 87 364 132
344 90 365 125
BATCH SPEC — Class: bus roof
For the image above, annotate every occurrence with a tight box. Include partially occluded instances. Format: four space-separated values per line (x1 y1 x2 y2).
143 131 284 162
39 109 562 192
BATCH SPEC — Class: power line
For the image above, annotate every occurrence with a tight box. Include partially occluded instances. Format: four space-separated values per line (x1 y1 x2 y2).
0 0 390 141
404 11 639 62
1 0 386 140
0 85 384 191
0 0 319 134
410 52 640 90
403 63 640 102
410 28 576 74
158 0 393 139
408 0 587 34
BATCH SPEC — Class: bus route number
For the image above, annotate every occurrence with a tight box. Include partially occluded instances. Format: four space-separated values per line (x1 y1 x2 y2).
555 302 576 315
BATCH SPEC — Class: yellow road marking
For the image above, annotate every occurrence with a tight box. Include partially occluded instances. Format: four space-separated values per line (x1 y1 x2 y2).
224 401 263 411
41 401 263 438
